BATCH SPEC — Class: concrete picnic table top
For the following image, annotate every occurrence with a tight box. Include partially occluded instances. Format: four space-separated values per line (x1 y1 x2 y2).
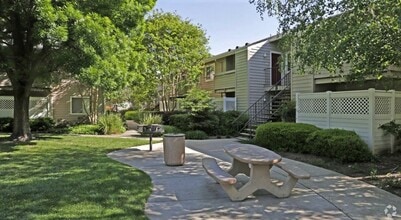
224 144 282 165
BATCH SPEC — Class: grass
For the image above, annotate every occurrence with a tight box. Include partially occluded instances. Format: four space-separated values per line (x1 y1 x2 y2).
0 135 152 220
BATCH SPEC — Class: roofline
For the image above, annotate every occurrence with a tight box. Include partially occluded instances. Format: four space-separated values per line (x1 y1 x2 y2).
205 34 282 62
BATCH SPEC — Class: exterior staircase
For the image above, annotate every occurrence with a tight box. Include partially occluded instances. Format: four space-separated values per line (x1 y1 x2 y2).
233 71 291 139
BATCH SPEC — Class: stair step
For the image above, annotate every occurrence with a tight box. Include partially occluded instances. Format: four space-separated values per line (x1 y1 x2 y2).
236 136 252 141
239 132 254 137
234 79 291 137
243 128 256 133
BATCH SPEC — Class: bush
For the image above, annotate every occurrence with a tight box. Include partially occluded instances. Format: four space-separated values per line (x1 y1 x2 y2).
162 125 182 134
185 130 208 140
216 110 248 136
0 117 13 132
169 114 192 131
160 111 186 125
255 122 321 152
306 129 372 162
98 114 126 135
379 120 401 139
167 110 247 136
189 112 220 135
277 101 296 122
70 124 101 135
124 111 142 122
141 113 162 125
30 117 55 132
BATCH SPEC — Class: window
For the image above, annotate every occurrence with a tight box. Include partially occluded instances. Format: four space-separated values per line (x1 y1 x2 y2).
71 97 90 114
224 97 236 112
215 59 224 74
205 63 215 81
226 55 235 71
225 91 235 97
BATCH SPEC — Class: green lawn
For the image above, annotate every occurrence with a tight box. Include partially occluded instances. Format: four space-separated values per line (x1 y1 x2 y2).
0 135 152 220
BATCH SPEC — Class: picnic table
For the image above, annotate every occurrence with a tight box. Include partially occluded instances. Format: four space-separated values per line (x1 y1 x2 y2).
202 144 310 201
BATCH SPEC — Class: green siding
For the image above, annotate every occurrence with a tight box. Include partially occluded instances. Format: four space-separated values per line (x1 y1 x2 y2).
214 72 235 90
291 74 314 99
235 50 248 112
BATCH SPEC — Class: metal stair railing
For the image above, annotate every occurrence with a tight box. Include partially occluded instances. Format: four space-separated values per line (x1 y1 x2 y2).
232 70 292 136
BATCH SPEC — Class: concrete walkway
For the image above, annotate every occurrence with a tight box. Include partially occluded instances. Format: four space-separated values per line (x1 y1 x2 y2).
108 138 401 220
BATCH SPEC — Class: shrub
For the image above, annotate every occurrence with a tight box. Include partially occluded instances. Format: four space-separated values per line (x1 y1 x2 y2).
162 125 182 134
185 130 208 140
277 101 296 122
255 122 321 152
141 113 162 125
217 110 248 136
189 112 220 135
160 111 186 125
124 111 142 122
30 117 55 132
0 117 13 132
379 120 401 139
306 129 372 162
98 114 126 135
169 114 192 131
70 124 101 135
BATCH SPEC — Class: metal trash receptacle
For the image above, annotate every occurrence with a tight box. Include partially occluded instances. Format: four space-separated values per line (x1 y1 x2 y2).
163 133 185 166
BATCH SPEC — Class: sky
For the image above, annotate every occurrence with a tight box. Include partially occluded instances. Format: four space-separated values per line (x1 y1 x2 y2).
153 0 279 55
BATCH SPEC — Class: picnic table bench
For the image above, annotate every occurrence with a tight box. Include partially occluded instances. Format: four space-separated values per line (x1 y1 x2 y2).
202 144 310 201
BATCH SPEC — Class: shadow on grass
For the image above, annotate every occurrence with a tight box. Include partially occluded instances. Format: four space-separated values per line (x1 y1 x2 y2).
0 142 17 152
0 136 152 219
33 135 63 141
0 135 63 152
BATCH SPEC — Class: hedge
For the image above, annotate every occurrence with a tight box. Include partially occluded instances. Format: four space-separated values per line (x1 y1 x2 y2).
185 130 208 140
169 114 192 131
306 129 372 162
124 111 143 122
254 122 321 152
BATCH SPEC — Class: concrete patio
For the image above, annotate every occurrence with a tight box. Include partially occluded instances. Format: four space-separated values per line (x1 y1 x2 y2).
108 139 401 220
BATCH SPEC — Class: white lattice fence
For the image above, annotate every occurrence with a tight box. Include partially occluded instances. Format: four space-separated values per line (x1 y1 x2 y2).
296 89 401 154
0 96 50 118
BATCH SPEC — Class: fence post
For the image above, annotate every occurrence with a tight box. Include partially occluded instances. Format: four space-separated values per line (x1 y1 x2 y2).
390 90 395 153
295 93 299 123
326 91 331 129
368 88 376 154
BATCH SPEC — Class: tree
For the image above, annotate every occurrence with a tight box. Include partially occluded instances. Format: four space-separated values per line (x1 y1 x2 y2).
142 11 209 111
0 0 155 141
250 0 401 79
180 88 215 113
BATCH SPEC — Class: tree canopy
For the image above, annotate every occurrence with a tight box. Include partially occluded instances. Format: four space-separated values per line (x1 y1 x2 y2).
136 11 210 111
250 0 401 79
0 0 155 140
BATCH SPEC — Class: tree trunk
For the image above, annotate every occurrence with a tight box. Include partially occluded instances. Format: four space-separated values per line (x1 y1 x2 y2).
11 83 33 142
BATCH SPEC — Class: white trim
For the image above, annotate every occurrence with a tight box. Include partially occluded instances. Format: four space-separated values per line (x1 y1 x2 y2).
70 96 90 115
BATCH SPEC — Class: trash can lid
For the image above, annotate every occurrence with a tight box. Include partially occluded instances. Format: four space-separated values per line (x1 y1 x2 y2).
163 133 185 137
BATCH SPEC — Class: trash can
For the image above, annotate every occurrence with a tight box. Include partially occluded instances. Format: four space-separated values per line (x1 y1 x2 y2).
163 133 185 166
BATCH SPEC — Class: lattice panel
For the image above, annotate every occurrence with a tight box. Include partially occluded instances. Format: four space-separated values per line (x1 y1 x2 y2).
0 99 14 109
298 98 327 114
395 98 401 114
375 97 391 115
331 97 369 115
29 99 42 109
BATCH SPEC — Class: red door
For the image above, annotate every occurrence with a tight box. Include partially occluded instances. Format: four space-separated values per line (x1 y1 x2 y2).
271 53 281 85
